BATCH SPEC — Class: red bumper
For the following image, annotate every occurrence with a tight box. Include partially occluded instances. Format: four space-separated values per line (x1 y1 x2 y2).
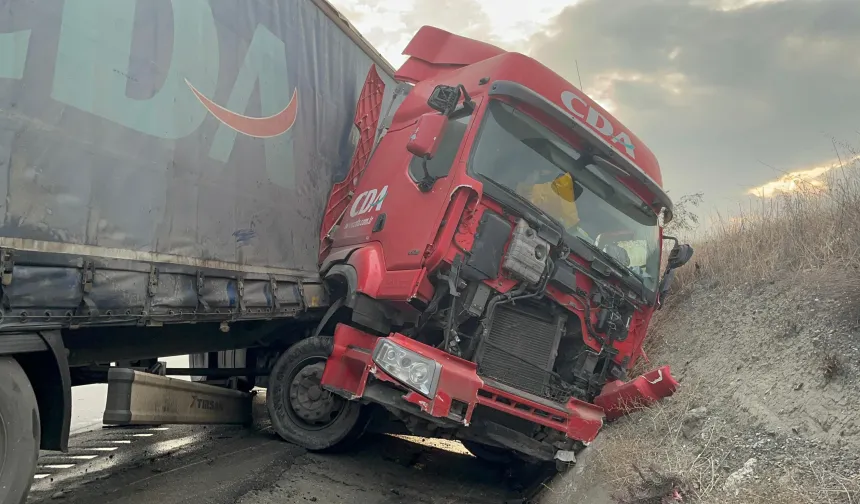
320 325 679 442
320 324 606 443
594 366 680 420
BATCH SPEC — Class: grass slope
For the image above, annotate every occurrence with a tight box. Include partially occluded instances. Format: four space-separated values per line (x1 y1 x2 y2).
542 160 860 504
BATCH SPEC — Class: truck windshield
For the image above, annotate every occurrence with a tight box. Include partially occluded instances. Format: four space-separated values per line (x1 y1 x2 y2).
470 100 661 292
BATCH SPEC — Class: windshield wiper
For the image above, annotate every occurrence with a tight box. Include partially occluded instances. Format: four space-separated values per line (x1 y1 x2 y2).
479 176 650 299
479 176 567 233
574 236 632 277
574 236 651 301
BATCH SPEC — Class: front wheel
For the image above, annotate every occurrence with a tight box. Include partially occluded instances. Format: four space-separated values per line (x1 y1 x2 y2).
0 357 41 504
266 336 368 451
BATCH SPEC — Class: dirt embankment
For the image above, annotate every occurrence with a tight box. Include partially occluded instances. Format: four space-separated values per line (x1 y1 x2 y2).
29 395 521 504
542 163 860 503
542 271 860 504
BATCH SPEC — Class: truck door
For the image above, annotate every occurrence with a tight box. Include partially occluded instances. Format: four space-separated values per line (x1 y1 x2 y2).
332 113 475 271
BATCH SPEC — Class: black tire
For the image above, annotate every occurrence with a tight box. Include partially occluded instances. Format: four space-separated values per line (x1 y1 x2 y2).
266 336 368 452
0 357 40 504
461 439 516 465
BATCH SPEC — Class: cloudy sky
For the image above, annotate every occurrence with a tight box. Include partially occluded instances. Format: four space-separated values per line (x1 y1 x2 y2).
330 0 860 220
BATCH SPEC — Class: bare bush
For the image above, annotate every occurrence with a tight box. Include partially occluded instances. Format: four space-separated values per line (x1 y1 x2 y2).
664 192 704 237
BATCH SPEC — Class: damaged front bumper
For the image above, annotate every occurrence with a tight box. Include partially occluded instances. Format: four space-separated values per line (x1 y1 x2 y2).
320 324 678 456
594 366 680 420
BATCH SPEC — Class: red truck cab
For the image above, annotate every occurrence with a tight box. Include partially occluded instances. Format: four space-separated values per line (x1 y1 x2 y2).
266 26 693 464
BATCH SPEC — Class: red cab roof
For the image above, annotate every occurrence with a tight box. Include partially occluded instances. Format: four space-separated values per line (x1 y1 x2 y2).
396 26 666 193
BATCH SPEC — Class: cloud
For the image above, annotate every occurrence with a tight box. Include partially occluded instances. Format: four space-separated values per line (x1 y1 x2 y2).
330 0 581 66
332 0 859 213
747 154 860 198
527 0 860 209
331 0 505 68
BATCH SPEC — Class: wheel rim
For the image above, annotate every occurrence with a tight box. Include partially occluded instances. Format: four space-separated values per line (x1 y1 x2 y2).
284 357 348 431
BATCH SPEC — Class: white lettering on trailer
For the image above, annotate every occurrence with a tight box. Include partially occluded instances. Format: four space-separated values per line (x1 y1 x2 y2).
560 90 636 159
349 185 388 217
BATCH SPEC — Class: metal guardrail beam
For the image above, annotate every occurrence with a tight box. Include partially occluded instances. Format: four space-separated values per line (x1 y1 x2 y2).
165 368 270 377
103 368 252 426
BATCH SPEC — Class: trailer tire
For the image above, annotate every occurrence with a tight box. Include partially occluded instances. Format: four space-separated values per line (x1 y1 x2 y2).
0 357 41 504
267 336 368 452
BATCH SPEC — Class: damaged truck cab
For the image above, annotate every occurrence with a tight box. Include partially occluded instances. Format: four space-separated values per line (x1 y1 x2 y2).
267 27 693 463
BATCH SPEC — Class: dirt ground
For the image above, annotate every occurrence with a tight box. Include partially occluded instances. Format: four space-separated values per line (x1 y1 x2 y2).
539 269 860 503
29 393 528 504
31 270 860 504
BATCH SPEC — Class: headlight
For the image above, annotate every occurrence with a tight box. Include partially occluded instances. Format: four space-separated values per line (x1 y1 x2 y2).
372 339 441 398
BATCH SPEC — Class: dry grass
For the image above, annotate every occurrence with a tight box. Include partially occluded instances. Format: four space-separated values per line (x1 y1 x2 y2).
582 384 860 504
668 152 860 295
821 352 843 383
569 149 860 503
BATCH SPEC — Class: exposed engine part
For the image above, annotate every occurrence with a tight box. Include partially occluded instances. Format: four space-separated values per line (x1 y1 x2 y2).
440 255 465 355
550 311 633 401
591 289 634 343
502 219 549 284
461 210 513 282
463 282 492 317
475 302 567 402
596 306 632 342
572 351 600 383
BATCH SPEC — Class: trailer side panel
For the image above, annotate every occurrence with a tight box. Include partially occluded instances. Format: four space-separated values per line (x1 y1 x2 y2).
0 0 397 330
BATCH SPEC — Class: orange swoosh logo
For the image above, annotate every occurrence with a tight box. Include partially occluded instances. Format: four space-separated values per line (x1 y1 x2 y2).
185 79 298 138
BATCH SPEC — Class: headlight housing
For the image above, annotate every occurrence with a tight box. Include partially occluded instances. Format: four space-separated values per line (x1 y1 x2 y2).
372 339 442 398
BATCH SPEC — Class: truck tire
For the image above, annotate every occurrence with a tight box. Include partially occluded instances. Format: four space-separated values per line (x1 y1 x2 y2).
0 357 41 504
266 336 369 452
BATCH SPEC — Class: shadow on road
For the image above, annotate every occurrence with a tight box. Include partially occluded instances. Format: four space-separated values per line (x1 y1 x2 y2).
29 423 543 504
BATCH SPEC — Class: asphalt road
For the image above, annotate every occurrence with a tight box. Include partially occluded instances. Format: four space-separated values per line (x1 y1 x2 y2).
30 365 530 504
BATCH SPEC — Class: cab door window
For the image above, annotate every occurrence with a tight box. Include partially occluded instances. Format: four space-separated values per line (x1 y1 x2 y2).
407 116 470 183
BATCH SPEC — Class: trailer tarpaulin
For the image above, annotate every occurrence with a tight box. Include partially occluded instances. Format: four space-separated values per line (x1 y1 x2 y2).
0 0 396 330
0 0 395 275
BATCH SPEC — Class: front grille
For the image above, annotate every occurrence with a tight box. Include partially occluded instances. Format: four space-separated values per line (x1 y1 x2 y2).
477 303 563 400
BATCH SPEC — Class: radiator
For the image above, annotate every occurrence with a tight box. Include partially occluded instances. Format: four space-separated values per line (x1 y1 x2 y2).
476 303 564 400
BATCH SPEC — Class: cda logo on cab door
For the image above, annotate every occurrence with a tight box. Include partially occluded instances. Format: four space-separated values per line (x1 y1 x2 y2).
350 185 388 217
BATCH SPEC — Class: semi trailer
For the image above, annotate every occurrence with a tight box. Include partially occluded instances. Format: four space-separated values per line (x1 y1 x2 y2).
0 0 692 502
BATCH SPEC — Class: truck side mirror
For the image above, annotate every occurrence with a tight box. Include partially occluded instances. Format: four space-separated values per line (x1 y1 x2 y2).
407 113 448 159
427 83 474 116
658 269 676 305
667 243 693 270
657 238 693 309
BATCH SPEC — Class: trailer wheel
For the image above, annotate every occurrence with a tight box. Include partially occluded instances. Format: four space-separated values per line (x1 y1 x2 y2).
0 357 41 504
267 336 368 452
